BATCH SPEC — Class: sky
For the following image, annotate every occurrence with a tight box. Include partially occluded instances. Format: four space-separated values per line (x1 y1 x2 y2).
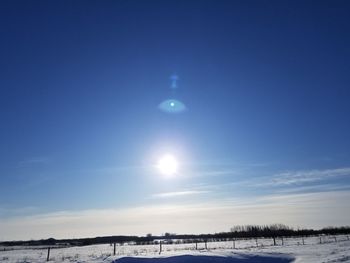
1 0 350 241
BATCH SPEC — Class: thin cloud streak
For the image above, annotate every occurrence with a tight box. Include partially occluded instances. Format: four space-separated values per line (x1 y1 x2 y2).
186 166 350 194
229 167 350 189
270 168 350 186
274 183 350 194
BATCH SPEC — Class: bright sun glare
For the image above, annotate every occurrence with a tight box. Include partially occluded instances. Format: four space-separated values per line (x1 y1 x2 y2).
157 154 178 176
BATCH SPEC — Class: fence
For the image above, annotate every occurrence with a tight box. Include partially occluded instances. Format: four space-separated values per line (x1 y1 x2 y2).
1 234 349 262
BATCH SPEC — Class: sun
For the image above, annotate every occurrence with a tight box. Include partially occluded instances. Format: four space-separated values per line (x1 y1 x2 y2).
157 154 178 176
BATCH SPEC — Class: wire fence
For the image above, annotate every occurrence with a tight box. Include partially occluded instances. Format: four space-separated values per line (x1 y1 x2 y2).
1 234 349 262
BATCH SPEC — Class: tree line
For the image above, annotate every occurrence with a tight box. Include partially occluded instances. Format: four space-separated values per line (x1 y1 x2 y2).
1 224 349 247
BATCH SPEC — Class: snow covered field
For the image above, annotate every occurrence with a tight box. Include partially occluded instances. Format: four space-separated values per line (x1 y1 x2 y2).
1 235 349 262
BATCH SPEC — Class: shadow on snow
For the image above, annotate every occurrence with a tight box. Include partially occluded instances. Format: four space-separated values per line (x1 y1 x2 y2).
113 254 294 263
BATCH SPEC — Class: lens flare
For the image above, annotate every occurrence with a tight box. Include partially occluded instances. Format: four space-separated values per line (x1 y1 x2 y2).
158 99 186 113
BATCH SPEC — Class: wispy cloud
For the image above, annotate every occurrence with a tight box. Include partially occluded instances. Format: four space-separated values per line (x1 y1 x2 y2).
233 167 350 190
186 167 350 200
152 190 210 199
269 167 350 186
274 183 350 194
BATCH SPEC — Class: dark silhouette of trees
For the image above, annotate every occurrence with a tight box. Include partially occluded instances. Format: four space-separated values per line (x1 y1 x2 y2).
1 225 349 247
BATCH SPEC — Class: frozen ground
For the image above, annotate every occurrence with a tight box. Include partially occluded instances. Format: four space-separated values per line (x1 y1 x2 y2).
1 235 349 262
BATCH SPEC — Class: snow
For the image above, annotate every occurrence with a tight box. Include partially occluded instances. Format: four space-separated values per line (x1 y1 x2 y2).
113 253 294 263
1 235 349 262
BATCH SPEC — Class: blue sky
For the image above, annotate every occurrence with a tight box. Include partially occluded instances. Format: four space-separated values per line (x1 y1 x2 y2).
1 0 350 240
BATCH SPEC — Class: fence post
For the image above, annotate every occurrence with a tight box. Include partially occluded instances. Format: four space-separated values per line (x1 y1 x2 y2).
159 241 162 255
273 237 276 246
233 239 235 249
205 240 207 250
255 238 258 247
319 236 322 244
46 247 51 261
113 243 116 255
195 241 198 250
302 236 305 245
281 237 284 246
